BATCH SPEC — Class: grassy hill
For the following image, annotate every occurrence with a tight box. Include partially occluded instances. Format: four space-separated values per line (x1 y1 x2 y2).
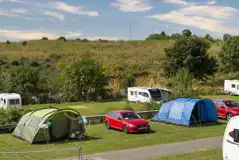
0 39 223 92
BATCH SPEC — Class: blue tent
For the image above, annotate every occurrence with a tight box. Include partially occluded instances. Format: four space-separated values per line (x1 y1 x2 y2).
152 98 218 126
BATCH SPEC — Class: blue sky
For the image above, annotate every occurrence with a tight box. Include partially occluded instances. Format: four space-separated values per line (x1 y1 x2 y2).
0 0 239 41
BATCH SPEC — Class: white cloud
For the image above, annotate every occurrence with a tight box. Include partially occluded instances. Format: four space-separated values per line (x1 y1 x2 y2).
111 0 153 12
52 1 98 16
208 0 217 5
42 10 64 21
10 8 28 14
0 0 26 4
148 5 239 34
0 8 30 19
0 29 58 40
163 0 189 6
0 29 123 41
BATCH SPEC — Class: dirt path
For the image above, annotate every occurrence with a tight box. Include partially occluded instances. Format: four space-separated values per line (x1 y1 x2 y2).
60 136 223 160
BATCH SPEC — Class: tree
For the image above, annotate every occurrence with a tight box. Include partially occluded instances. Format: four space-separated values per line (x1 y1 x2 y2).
58 36 66 41
146 32 167 40
204 34 214 41
2 67 47 104
218 36 239 72
41 37 48 40
171 33 181 38
223 33 232 41
169 68 198 99
163 37 217 79
160 31 167 37
58 58 109 102
182 29 192 37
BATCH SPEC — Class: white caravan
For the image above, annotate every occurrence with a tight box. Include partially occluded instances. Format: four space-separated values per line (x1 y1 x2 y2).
224 80 239 96
222 116 239 160
127 87 172 103
0 93 22 109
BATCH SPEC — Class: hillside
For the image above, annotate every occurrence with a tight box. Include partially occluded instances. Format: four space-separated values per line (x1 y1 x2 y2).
0 39 223 91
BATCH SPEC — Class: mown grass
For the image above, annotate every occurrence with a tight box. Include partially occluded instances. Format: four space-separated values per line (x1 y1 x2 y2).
151 148 222 160
24 101 146 116
0 120 226 160
23 94 239 116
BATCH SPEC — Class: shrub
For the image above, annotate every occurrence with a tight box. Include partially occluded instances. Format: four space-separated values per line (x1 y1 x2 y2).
29 60 40 67
6 40 11 44
11 60 20 66
22 41 27 46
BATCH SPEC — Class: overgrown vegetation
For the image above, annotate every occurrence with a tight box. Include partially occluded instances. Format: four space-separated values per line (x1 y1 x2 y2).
0 29 237 104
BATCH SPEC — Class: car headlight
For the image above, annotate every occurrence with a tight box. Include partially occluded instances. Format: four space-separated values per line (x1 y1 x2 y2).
129 124 136 127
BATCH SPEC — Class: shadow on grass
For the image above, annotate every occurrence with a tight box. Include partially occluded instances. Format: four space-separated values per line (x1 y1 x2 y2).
190 121 226 128
107 127 156 135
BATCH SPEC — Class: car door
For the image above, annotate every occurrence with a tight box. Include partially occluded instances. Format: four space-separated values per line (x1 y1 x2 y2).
114 113 123 130
217 101 227 118
107 111 117 129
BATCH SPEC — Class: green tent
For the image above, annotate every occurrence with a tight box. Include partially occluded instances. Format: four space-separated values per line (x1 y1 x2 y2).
12 108 85 144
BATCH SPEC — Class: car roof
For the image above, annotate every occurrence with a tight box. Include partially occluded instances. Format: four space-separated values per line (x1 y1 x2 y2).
111 110 135 114
212 98 234 102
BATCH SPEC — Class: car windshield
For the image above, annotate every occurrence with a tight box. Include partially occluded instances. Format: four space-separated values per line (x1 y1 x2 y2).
225 101 239 108
121 112 140 120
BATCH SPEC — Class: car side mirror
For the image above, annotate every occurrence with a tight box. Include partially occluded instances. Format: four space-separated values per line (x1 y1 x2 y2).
118 117 122 120
233 129 239 143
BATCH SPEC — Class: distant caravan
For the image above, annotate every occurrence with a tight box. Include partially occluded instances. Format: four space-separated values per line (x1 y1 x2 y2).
0 93 22 110
127 87 172 104
224 80 239 96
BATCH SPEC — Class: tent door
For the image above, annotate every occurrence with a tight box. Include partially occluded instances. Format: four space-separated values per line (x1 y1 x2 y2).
190 102 200 123
49 113 70 142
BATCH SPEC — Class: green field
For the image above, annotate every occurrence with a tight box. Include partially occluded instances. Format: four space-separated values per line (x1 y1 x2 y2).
25 101 147 116
0 120 226 160
0 94 236 159
23 95 239 116
151 148 222 160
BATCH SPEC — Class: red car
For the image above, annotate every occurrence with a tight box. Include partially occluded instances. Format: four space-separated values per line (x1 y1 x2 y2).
212 99 239 120
104 110 150 133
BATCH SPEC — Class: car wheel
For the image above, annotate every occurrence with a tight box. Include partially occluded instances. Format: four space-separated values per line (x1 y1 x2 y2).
226 113 233 121
105 121 111 130
123 125 128 134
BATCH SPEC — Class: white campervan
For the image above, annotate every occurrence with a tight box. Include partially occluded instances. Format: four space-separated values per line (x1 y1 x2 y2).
127 87 172 103
222 116 239 160
224 80 239 96
0 93 22 109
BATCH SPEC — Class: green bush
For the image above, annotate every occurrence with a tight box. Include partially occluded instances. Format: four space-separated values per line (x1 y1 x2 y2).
0 108 22 125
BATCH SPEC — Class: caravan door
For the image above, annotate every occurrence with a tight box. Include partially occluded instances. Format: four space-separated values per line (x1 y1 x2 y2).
223 116 239 160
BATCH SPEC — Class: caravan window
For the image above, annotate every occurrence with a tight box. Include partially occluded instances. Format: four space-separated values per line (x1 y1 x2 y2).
139 92 149 97
148 89 162 100
232 84 236 88
9 99 20 105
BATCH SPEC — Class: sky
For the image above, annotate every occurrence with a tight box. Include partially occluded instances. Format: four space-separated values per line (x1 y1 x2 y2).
0 0 239 41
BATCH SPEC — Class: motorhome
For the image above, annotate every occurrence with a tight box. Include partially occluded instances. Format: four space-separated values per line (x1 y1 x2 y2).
0 93 22 109
222 116 239 160
127 87 172 104
224 80 239 96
